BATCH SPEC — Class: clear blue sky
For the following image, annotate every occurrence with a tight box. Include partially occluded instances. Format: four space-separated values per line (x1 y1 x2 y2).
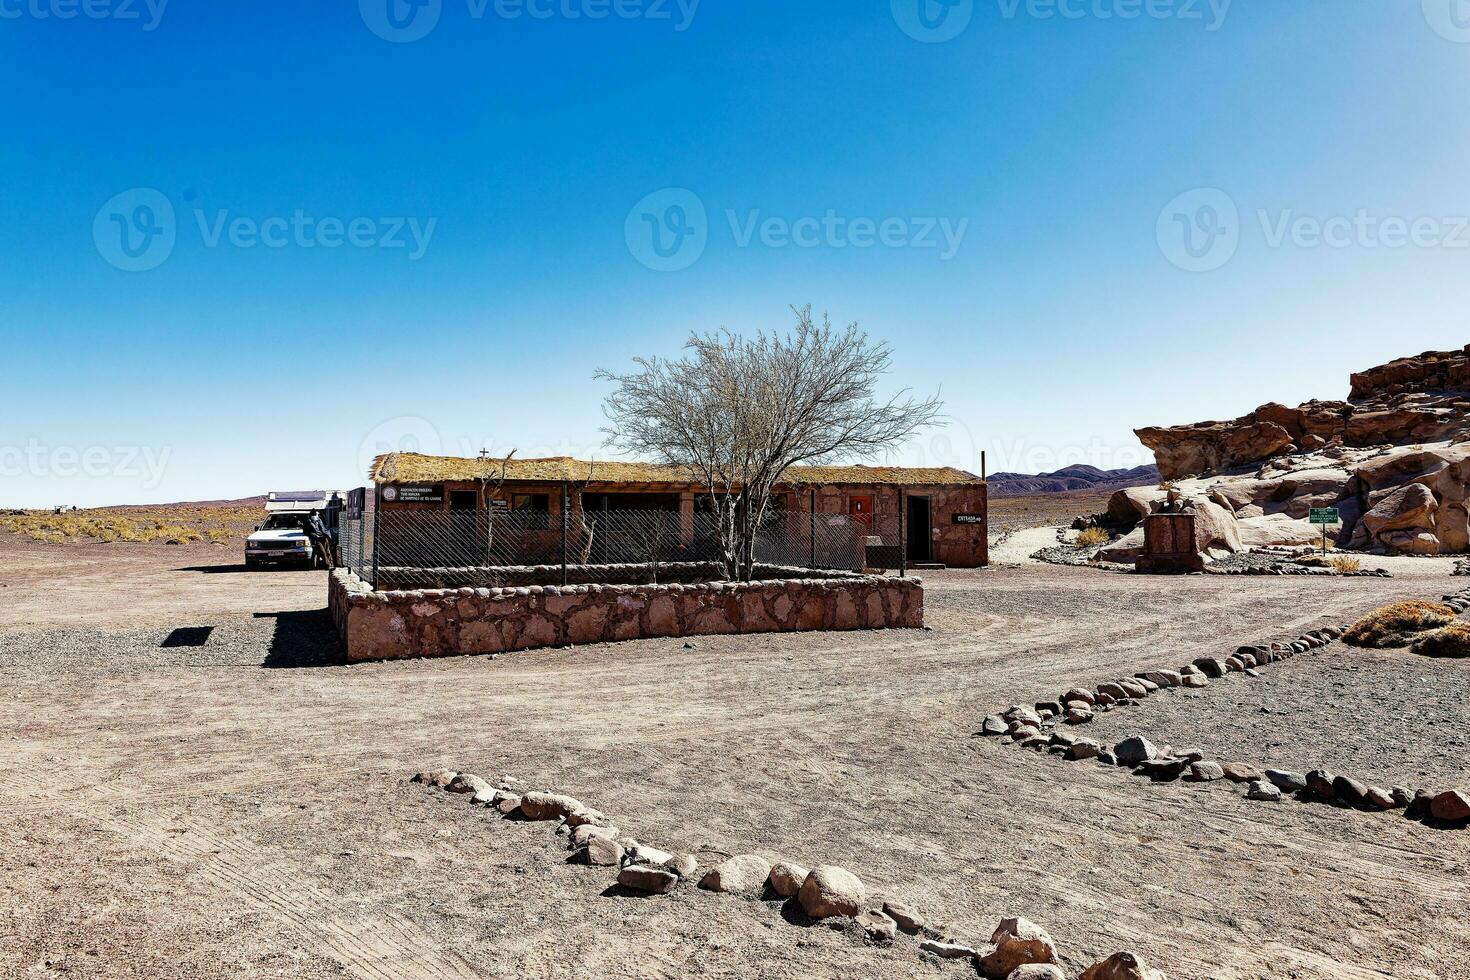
3 0 1468 506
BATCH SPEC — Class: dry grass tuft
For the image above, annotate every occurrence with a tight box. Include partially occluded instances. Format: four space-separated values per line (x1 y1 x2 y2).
1327 555 1363 573
1341 600 1457 649
0 506 262 546
1411 622 1470 659
1074 526 1111 548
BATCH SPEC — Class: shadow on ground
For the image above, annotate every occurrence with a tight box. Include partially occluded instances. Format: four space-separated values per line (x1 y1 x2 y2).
257 609 345 669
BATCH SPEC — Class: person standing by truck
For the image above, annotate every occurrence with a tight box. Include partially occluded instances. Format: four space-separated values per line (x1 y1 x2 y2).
305 511 335 570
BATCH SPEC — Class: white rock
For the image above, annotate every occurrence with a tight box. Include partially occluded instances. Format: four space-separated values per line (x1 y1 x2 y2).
798 865 865 919
699 854 772 895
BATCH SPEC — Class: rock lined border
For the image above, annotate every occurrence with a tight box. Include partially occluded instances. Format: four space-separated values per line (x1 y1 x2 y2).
1031 529 1391 578
329 565 922 663
410 770 1168 979
978 586 1470 830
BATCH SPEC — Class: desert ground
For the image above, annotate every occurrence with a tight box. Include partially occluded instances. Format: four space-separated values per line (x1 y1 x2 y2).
3 531 1468 980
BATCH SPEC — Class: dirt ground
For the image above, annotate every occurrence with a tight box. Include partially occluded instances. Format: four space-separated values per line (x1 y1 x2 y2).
3 532 1468 980
986 490 1113 539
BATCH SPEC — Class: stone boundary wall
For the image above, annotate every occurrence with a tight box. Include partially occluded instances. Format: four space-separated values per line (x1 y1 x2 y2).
372 562 864 590
329 567 923 663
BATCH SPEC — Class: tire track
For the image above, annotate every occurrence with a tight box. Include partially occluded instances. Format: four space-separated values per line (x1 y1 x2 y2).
96 811 484 980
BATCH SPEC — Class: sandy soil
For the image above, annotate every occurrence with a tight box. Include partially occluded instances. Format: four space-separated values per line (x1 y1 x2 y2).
2 532 1468 980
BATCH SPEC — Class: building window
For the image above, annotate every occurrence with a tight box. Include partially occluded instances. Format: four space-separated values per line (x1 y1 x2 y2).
511 493 551 529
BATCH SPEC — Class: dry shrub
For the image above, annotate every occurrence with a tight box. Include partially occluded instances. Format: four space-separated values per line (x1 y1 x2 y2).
1341 600 1457 649
1075 526 1110 548
1411 622 1470 658
0 505 260 546
1327 555 1362 573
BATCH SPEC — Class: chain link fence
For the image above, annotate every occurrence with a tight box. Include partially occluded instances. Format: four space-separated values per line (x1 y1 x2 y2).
338 505 904 589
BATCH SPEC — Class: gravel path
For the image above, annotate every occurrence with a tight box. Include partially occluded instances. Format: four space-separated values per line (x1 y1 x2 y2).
4 535 1469 980
1082 645 1470 789
986 524 1062 565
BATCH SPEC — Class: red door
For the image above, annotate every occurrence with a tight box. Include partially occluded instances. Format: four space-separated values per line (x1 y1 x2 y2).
848 495 874 530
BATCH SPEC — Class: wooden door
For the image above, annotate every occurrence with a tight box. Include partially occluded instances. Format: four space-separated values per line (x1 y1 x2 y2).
848 495 874 530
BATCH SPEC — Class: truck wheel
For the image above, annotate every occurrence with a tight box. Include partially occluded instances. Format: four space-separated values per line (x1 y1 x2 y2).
245 556 259 571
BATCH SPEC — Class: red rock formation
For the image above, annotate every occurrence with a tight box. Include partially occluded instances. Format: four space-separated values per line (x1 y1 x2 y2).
1138 345 1470 479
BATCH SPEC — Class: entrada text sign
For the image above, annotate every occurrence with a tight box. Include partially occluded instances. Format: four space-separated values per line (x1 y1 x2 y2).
1309 508 1340 525
952 513 985 525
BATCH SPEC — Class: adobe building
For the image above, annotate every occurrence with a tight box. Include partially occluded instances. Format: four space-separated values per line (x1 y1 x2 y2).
368 453 989 567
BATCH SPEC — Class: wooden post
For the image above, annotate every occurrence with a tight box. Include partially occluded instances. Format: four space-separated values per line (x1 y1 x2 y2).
370 484 380 588
809 488 816 570
898 487 907 578
561 481 570 587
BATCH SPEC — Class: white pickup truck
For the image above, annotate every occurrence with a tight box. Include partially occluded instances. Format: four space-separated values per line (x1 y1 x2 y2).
244 491 343 570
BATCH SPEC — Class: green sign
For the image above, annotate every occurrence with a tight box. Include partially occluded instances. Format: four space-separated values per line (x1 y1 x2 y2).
1309 508 1340 525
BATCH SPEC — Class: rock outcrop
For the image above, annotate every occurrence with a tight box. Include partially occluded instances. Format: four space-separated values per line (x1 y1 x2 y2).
1137 346 1470 480
1118 345 1470 557
1101 441 1470 557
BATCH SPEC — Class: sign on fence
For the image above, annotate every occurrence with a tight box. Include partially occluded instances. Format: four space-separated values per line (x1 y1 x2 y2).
1309 508 1340 525
383 484 444 504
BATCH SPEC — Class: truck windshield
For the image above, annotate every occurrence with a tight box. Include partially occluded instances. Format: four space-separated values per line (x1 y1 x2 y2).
260 514 308 530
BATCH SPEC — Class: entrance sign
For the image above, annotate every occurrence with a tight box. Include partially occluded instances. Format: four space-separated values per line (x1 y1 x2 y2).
1309 507 1340 556
952 513 985 525
386 485 444 504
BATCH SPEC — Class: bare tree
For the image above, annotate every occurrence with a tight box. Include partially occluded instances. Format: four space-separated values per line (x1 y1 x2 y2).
596 306 943 581
475 449 515 564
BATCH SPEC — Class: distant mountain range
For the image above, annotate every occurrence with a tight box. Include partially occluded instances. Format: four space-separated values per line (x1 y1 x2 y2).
987 464 1160 496
101 495 267 510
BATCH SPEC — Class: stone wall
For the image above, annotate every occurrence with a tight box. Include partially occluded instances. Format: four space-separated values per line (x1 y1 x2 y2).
329 567 924 663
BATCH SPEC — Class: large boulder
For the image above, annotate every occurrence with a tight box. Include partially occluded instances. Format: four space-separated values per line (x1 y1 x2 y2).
699 854 772 895
1136 418 1293 480
1079 951 1168 980
1235 513 1321 549
976 917 1060 979
797 865 865 919
1351 483 1439 553
1186 499 1241 556
1106 486 1168 525
1096 527 1145 563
